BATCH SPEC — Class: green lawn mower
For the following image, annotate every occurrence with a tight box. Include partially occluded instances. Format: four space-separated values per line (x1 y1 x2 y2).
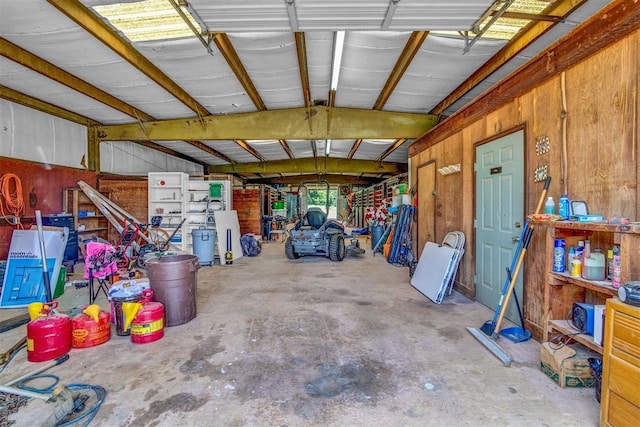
285 180 364 261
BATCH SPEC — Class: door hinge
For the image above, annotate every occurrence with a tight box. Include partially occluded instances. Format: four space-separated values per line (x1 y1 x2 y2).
473 219 477 228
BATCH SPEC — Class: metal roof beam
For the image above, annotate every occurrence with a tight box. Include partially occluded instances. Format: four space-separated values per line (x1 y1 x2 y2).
295 32 311 108
212 33 266 111
373 31 428 110
233 140 267 162
430 0 587 115
244 174 382 186
0 37 156 121
0 85 98 127
376 138 407 162
183 141 233 164
208 158 407 175
46 0 211 118
99 107 438 141
347 139 363 159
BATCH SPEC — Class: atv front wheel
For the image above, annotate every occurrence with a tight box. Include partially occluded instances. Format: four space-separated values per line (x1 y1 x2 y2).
285 237 299 259
329 234 345 261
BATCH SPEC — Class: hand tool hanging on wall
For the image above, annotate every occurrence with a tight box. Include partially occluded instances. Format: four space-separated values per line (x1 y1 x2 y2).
467 176 551 365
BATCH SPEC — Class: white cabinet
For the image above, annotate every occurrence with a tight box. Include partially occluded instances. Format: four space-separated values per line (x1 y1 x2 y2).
148 172 188 251
148 173 232 255
184 179 231 255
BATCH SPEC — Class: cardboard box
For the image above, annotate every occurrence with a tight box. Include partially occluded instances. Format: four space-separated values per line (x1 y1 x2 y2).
540 342 599 388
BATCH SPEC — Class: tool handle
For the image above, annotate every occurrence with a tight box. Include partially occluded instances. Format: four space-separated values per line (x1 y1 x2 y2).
6 354 69 386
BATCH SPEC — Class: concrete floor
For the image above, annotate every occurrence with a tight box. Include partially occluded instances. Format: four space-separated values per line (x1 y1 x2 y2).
1 238 600 426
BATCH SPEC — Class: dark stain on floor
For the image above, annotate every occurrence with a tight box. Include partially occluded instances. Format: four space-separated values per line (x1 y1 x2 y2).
179 335 225 378
305 358 395 402
436 326 464 340
129 392 207 426
332 288 357 296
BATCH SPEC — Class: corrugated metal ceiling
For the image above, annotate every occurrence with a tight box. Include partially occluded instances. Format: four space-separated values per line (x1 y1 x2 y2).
0 0 613 184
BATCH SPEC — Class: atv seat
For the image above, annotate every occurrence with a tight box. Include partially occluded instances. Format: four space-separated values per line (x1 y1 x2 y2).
305 208 327 229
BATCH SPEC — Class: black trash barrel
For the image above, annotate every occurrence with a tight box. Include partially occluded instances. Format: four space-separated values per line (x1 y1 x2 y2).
146 254 200 326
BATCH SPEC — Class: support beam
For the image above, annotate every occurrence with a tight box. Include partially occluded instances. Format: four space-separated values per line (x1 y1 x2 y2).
348 139 364 159
278 139 295 159
212 33 266 111
0 37 155 122
295 32 311 108
373 31 428 110
430 0 587 115
0 86 98 127
208 158 407 175
233 140 267 162
98 107 438 141
184 141 233 164
0 86 206 167
412 0 640 155
376 138 407 162
87 127 100 173
244 174 382 186
46 0 210 117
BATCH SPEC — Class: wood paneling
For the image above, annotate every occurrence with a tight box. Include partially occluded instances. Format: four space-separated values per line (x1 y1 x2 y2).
0 156 96 258
233 189 262 236
409 27 640 342
98 175 148 242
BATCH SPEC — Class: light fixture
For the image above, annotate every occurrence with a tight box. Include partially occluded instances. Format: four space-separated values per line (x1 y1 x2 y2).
325 139 332 156
93 0 202 43
330 31 345 91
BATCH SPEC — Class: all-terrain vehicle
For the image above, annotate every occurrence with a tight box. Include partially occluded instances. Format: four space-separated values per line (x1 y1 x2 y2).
285 180 364 261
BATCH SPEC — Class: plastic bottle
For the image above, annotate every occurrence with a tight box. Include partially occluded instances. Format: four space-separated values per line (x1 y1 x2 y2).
607 249 614 280
581 240 591 279
558 194 570 220
612 244 621 289
544 196 555 214
570 248 582 277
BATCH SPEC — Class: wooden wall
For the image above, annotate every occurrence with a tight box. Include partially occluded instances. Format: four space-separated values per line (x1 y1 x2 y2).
234 188 262 236
98 175 148 242
0 156 97 258
409 15 639 341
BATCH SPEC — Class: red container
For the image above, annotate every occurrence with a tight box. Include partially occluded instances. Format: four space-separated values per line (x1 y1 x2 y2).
131 290 164 344
27 303 71 362
71 309 111 348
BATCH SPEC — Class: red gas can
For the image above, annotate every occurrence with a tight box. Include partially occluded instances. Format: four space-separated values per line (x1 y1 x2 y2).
71 306 111 348
27 302 71 362
131 289 164 344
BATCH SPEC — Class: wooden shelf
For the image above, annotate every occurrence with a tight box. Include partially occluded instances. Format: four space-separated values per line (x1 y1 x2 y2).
531 220 640 234
548 319 603 354
62 188 111 243
549 272 618 297
78 227 108 233
539 221 639 353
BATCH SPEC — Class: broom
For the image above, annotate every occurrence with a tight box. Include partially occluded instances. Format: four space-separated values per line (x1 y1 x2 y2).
467 176 551 365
